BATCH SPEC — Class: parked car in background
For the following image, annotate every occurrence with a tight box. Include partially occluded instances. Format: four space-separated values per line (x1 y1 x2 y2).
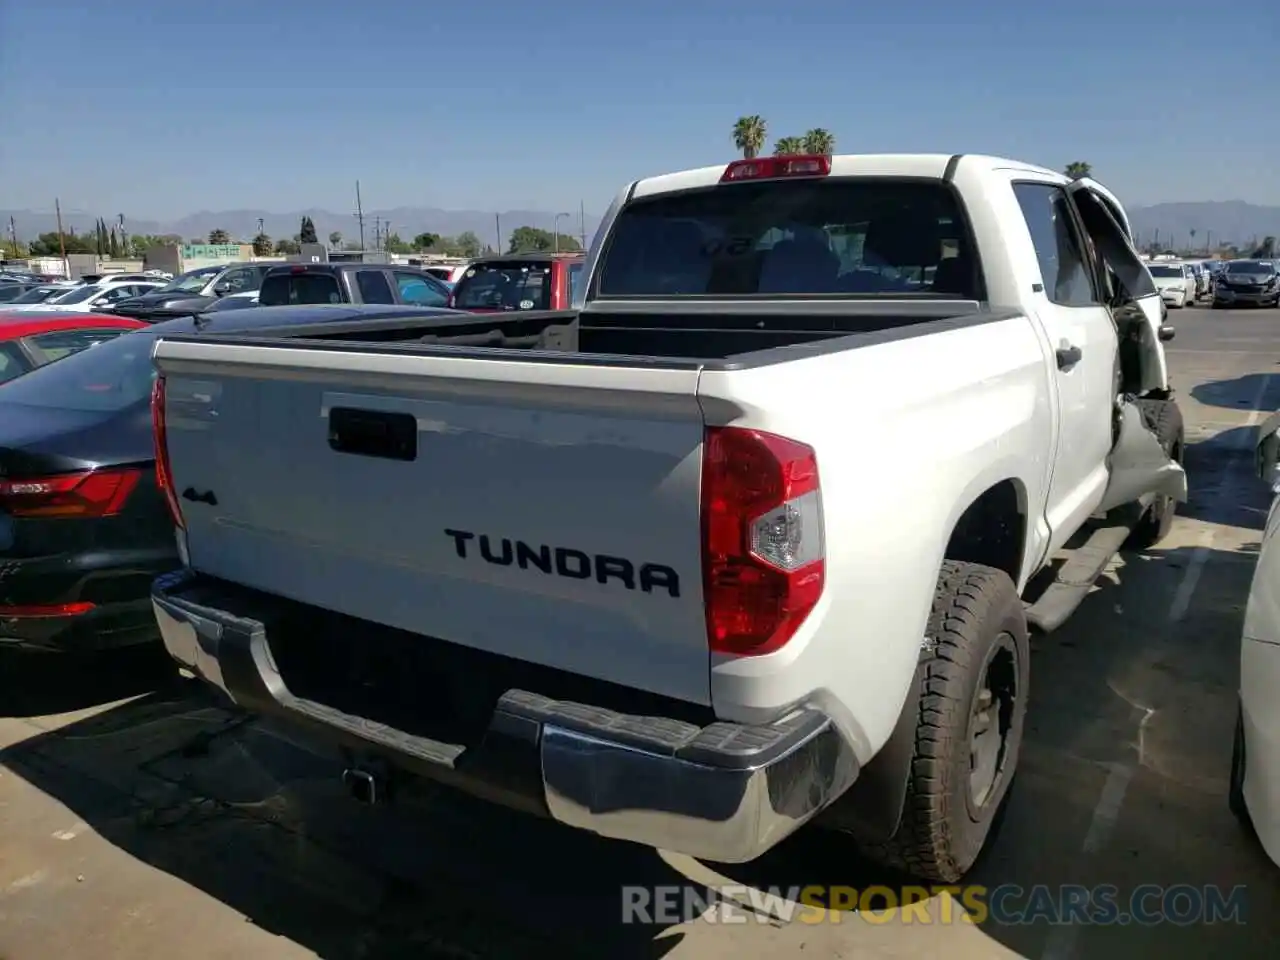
1214 259 1280 309
421 262 473 287
257 263 452 307
75 273 163 286
0 304 462 654
14 280 166 314
1147 261 1195 307
5 284 79 307
1189 262 1209 300
447 253 585 312
0 312 145 385
0 284 41 303
105 263 275 322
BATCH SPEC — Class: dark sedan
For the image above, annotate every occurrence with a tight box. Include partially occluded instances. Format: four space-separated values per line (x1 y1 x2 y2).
0 303 461 653
104 262 275 322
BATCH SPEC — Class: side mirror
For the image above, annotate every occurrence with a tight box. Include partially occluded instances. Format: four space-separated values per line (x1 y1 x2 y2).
1257 413 1280 488
212 282 230 296
1158 325 1175 342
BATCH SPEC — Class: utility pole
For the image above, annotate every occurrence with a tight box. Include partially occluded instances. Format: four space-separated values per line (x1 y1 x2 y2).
495 213 502 254
54 198 68 275
7 215 17 254
579 199 587 250
372 217 383 251
354 180 366 251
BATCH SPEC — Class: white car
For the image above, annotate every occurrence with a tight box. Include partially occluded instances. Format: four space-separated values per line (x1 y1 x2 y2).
1147 261 1196 307
10 279 165 313
421 263 472 286
1234 414 1280 867
148 153 1185 883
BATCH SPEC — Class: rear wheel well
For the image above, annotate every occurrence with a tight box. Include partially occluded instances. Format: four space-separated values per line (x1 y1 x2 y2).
945 480 1027 586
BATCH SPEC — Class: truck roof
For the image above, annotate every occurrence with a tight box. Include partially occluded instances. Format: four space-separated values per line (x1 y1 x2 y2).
629 153 1066 199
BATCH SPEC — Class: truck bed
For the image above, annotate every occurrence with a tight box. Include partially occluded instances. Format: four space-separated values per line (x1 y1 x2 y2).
183 300 998 364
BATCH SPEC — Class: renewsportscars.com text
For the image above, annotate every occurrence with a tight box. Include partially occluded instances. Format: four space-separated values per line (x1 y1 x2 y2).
621 883 1248 926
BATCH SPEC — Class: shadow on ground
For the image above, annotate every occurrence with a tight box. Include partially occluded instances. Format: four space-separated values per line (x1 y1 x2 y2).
1190 373 1280 414
0 644 184 718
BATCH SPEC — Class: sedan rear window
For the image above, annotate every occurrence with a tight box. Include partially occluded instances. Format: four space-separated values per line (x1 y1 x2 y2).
259 272 343 306
596 178 979 298
0 329 157 413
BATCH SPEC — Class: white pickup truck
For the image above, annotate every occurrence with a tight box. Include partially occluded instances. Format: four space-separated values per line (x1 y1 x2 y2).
148 153 1186 882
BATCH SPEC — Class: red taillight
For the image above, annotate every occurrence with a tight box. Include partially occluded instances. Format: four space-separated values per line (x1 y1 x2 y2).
0 602 96 619
700 427 825 657
0 468 140 519
720 155 832 183
151 376 185 529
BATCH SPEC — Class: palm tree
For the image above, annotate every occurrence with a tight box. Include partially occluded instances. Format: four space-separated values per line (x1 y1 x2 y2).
774 136 805 156
732 115 767 159
1064 161 1092 179
802 128 835 156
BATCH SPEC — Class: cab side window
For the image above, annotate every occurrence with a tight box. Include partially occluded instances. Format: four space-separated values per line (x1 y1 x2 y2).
1012 183 1098 307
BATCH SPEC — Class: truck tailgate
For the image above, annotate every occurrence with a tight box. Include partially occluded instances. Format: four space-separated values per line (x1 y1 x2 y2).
153 340 712 705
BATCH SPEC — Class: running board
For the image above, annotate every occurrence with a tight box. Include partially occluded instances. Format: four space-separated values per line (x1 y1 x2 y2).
1023 519 1135 633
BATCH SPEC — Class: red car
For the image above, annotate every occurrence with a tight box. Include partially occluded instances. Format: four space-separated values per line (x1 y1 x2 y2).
0 312 147 386
448 253 585 312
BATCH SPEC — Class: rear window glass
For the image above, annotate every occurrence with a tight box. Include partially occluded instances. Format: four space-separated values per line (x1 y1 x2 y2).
596 179 979 298
1147 264 1182 278
0 329 157 413
259 272 343 306
451 262 551 310
1227 260 1276 274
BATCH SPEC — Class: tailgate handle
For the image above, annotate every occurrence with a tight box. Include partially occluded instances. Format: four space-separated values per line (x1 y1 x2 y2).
328 406 417 461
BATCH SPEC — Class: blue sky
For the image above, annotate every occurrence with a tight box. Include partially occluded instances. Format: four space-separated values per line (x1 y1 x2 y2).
2 0 1276 218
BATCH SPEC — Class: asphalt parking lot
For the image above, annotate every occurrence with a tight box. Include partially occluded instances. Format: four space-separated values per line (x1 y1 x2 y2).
3 302 1280 959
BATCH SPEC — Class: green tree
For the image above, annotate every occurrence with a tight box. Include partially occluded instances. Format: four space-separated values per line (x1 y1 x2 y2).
1064 161 1092 179
802 128 835 156
452 231 483 257
208 228 231 244
413 231 441 251
1251 236 1277 258
732 115 767 159
328 231 342 249
109 228 120 258
252 233 273 256
774 136 805 156
384 233 413 254
299 216 318 244
275 238 300 255
506 225 581 254
28 231 94 256
1 239 26 258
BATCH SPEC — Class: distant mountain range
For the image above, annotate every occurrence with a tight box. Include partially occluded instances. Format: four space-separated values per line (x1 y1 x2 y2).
1 206 603 249
1127 202 1280 249
3 200 1277 252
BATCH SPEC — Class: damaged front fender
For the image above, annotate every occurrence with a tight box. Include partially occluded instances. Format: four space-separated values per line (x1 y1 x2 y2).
1097 401 1188 513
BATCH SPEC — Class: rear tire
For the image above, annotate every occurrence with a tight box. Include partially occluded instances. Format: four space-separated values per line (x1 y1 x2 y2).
1126 398 1184 549
852 561 1030 882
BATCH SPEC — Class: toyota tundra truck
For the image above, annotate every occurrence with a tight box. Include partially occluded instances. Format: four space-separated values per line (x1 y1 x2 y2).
146 153 1186 882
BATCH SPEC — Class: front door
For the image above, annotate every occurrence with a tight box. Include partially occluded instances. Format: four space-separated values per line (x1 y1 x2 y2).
1011 180 1118 546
